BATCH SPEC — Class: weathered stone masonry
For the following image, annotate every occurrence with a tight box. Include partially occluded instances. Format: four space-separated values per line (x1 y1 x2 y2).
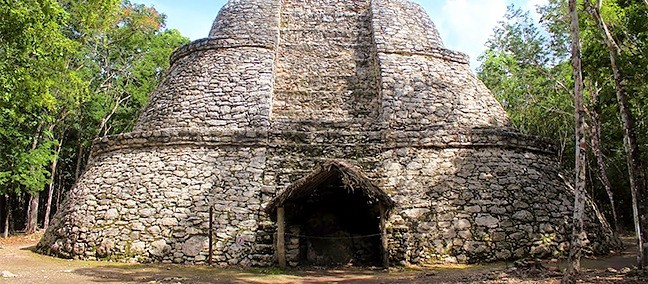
39 0 616 266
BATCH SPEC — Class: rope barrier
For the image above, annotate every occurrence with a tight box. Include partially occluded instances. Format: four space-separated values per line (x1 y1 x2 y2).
284 233 382 240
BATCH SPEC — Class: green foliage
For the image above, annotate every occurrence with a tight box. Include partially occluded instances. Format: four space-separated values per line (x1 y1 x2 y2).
478 0 648 227
71 1 188 137
579 0 648 222
0 0 188 230
0 0 77 194
478 5 575 163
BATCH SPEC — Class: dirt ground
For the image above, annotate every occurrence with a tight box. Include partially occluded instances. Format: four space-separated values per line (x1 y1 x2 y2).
0 233 646 284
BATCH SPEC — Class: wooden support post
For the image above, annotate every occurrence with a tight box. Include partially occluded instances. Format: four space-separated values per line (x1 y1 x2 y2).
277 207 286 268
208 206 213 265
380 204 389 268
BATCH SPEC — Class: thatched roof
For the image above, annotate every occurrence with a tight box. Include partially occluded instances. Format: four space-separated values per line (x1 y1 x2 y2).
265 160 395 215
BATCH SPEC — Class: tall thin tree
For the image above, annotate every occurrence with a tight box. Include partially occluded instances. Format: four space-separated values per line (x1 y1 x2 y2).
586 81 619 232
24 122 45 235
563 0 587 282
43 140 63 230
2 194 9 238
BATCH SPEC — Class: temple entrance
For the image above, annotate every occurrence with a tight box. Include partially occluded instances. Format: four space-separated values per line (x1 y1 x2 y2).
266 161 394 268
293 173 381 266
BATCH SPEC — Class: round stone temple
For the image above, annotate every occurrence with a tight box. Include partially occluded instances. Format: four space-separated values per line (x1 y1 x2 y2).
39 0 616 267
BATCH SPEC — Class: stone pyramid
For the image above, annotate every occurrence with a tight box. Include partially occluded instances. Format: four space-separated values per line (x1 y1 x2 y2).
39 0 615 266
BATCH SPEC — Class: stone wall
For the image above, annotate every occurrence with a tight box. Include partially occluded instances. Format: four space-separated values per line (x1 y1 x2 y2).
260 131 611 264
371 0 444 52
376 53 512 130
208 0 281 47
39 145 269 266
272 0 380 126
370 0 511 131
135 47 275 132
138 0 508 133
136 0 283 132
39 126 614 265
379 147 609 263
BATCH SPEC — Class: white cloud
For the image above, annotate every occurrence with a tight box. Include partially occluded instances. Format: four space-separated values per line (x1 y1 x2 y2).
433 0 508 68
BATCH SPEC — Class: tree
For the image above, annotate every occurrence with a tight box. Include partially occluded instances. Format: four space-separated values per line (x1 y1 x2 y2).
480 0 648 249
0 0 79 234
478 6 574 164
583 0 647 268
0 0 188 236
68 1 188 178
563 0 587 282
586 81 619 231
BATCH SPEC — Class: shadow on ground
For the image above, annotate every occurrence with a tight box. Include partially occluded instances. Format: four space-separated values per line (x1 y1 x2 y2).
72 265 413 284
2 232 646 284
71 263 521 284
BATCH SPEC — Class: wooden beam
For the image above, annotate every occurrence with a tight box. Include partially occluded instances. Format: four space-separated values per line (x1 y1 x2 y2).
380 204 389 268
277 207 286 268
208 206 213 265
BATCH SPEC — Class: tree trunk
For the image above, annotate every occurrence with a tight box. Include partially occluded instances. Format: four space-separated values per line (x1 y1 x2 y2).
13 192 20 233
586 1 647 269
55 174 62 211
586 82 619 232
591 124 619 230
564 0 587 282
43 141 62 230
24 193 40 234
2 194 9 238
43 186 55 230
74 141 84 181
24 122 44 235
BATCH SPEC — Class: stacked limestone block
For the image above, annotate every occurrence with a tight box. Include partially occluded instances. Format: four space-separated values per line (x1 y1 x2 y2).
272 0 380 126
371 0 511 131
40 144 267 265
38 0 617 266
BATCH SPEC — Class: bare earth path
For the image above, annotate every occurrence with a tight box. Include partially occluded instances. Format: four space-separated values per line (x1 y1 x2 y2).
1 233 645 284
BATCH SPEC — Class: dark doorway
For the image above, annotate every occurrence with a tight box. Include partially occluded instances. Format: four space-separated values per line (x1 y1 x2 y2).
286 172 382 266
266 160 394 268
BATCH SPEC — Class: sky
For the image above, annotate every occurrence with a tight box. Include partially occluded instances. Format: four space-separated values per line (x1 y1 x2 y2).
131 0 547 68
